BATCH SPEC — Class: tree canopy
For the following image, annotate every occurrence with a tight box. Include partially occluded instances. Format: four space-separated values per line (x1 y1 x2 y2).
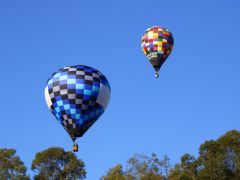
0 148 29 180
1 130 240 179
101 154 170 180
103 130 240 180
31 147 86 180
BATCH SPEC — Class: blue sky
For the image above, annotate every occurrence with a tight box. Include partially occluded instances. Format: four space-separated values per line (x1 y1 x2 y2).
0 0 240 179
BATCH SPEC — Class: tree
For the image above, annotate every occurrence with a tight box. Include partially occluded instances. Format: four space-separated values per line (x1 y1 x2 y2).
0 148 29 179
169 130 240 180
101 164 125 180
169 154 198 180
197 130 240 179
31 147 86 180
101 154 170 180
102 130 240 180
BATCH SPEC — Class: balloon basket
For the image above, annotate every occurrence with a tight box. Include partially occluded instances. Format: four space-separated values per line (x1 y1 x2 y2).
73 143 78 152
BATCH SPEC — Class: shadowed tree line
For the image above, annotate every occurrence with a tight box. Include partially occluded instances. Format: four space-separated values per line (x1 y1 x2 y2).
102 130 240 180
0 147 86 180
0 130 240 180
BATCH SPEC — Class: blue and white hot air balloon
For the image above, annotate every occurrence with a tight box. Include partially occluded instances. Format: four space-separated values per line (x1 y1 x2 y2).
44 65 111 152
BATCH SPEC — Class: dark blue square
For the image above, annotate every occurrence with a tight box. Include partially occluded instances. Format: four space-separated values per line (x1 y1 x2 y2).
67 84 75 89
76 89 84 94
68 74 76 79
56 96 62 101
70 104 76 109
59 80 67 85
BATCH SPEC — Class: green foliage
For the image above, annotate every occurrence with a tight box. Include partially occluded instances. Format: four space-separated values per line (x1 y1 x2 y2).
197 130 240 180
101 164 125 180
31 147 86 180
0 148 29 180
1 130 239 180
102 154 169 180
168 154 198 180
169 130 240 180
103 130 240 180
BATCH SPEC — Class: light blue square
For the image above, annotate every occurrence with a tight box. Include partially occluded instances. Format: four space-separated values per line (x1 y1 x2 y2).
76 84 84 89
53 73 61 78
70 109 76 114
48 79 53 85
55 107 60 113
92 86 99 92
55 113 60 119
59 75 68 81
67 79 76 84
57 101 63 106
64 104 70 110
84 89 92 96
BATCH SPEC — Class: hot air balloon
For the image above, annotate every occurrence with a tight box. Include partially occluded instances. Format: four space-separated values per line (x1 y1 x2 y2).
44 65 111 152
141 26 174 78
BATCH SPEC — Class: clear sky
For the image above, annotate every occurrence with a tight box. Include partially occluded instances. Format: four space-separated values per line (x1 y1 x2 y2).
0 0 240 179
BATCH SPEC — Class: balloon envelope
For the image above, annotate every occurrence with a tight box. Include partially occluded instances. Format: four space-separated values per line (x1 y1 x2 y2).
141 26 174 77
44 65 111 141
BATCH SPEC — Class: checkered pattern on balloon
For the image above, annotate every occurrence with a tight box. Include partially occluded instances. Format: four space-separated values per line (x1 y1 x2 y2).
44 65 111 141
141 26 174 73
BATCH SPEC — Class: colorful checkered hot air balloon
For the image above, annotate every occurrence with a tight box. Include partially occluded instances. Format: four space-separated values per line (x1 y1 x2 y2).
44 65 111 152
141 26 174 78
